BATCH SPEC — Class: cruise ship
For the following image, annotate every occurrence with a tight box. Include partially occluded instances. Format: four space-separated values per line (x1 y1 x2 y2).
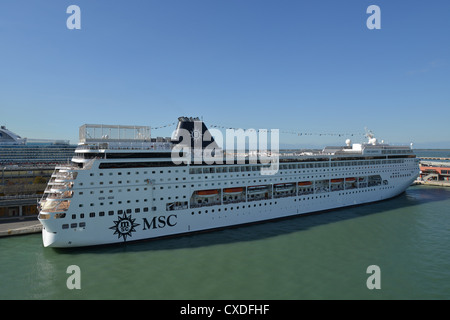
0 125 75 165
38 117 420 248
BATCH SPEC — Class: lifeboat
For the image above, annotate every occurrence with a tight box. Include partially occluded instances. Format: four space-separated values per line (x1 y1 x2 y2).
331 179 344 184
223 187 244 194
298 181 312 187
345 177 356 182
196 189 219 197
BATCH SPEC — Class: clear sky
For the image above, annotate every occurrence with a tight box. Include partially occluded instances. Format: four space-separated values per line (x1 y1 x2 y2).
1 0 449 148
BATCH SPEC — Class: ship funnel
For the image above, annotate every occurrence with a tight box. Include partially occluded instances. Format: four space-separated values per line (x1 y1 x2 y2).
171 116 218 150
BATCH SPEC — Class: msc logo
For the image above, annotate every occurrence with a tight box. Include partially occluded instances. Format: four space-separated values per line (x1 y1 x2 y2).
109 213 140 241
142 215 177 230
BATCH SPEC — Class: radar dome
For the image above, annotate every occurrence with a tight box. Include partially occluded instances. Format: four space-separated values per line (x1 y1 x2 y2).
345 139 351 146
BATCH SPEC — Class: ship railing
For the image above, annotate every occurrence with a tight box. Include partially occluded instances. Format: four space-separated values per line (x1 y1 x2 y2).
247 196 271 202
166 204 188 211
38 212 67 220
52 171 77 180
55 164 79 171
55 162 91 171
314 187 330 193
190 202 221 208
50 176 76 183
47 180 73 187
76 143 172 151
222 199 246 205
46 190 74 200
40 199 70 213
45 182 73 193
273 192 296 199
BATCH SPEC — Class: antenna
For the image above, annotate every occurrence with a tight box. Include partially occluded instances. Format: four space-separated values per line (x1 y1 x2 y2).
364 127 374 139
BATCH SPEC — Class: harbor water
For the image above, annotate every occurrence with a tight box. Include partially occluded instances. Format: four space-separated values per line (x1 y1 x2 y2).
1 152 450 300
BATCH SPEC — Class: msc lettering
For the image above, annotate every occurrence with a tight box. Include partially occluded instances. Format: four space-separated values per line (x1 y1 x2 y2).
142 215 177 230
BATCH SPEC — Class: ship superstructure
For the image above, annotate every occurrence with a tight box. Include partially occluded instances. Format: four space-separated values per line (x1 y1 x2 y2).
38 117 419 247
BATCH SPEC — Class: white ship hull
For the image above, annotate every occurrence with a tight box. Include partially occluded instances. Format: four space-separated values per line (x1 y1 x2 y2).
40 166 418 248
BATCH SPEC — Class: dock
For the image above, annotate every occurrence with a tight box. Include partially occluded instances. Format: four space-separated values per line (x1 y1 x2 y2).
412 180 450 187
0 218 42 237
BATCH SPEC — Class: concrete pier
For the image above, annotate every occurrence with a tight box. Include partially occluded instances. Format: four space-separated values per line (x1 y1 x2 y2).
0 218 42 237
413 179 450 187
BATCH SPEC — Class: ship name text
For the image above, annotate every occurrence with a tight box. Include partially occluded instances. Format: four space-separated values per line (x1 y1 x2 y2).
142 215 177 230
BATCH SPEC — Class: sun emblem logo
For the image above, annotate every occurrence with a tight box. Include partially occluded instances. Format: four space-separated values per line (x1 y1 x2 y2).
109 213 140 241
191 128 202 142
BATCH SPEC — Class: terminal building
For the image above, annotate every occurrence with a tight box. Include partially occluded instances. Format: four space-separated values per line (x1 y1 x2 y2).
419 160 450 182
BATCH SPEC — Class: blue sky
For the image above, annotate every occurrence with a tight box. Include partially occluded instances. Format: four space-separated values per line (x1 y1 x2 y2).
1 0 449 147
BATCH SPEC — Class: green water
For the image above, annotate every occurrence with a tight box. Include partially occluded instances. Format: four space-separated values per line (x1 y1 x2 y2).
1 185 449 300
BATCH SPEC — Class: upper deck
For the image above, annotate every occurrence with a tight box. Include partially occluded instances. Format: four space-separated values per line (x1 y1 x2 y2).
77 124 172 152
71 121 415 170
79 124 151 143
